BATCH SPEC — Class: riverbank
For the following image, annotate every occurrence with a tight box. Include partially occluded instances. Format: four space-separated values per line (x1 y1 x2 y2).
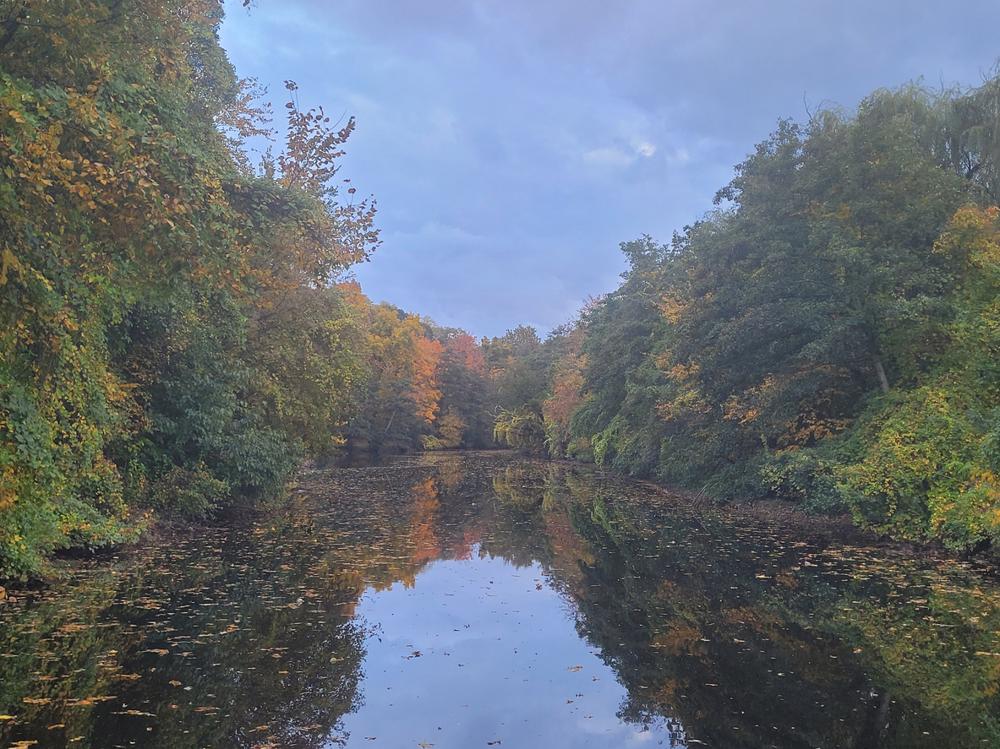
529 452 1000 571
3 448 995 592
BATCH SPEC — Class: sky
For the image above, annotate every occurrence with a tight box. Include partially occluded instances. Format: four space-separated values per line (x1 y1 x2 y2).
220 0 1000 338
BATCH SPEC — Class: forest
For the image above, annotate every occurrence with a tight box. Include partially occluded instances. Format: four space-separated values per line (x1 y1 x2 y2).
1 0 999 581
493 83 1000 557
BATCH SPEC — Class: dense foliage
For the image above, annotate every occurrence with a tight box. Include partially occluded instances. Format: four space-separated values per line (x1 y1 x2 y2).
494 80 1000 553
0 1 495 578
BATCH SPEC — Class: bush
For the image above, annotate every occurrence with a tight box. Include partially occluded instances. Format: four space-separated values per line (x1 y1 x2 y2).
758 447 847 515
838 387 1000 549
148 465 230 521
566 436 594 462
494 407 547 455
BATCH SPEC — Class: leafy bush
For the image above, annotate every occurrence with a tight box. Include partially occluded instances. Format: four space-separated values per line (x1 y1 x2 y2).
0 1 379 578
148 465 230 521
494 407 547 455
838 387 999 549
758 447 847 515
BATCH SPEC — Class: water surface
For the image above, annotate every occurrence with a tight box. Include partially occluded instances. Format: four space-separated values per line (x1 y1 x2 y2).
1 453 998 748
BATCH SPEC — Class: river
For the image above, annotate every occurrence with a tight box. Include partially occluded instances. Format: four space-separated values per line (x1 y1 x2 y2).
1 452 998 748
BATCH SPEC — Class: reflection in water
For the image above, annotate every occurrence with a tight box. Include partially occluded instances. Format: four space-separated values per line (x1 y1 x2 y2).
1 452 998 748
337 553 682 748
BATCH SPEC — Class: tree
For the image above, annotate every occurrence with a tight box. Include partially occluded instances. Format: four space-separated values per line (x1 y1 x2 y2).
0 0 383 576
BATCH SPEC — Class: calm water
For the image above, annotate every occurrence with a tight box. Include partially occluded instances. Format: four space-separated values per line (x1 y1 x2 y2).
1 453 999 748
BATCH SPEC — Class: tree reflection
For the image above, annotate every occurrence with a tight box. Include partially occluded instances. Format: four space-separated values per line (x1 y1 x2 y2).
2 453 998 748
475 457 1000 748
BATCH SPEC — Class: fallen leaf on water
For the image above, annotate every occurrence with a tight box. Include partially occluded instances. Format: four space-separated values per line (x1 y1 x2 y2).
67 696 117 707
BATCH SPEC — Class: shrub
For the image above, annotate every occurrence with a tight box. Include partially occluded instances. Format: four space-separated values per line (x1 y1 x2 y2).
838 387 999 549
148 465 230 521
494 407 547 455
758 447 847 515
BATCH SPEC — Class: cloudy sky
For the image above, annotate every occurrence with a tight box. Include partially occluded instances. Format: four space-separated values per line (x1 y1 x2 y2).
221 0 999 337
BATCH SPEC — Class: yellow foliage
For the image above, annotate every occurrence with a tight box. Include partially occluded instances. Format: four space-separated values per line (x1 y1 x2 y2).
657 293 688 324
0 467 16 512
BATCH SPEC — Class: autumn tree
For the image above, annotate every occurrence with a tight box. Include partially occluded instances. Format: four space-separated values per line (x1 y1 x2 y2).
496 75 1000 552
0 0 381 576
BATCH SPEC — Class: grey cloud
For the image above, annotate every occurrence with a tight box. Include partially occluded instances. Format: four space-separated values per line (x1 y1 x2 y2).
222 0 1000 337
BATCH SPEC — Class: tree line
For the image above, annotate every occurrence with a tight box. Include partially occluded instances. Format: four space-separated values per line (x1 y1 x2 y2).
0 0 507 578
493 76 1000 555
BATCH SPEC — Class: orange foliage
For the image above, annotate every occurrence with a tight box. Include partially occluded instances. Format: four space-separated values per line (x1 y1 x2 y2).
657 293 689 324
408 477 441 565
410 335 443 424
445 333 486 375
543 361 585 433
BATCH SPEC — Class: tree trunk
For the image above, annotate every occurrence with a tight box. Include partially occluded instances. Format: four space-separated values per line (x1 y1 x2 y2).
873 356 890 394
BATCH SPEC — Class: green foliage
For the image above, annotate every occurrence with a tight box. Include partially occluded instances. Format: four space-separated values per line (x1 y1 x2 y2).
147 464 229 521
482 325 550 411
0 0 384 577
494 407 547 455
832 205 1000 548
494 78 1000 553
838 387 989 546
757 447 847 515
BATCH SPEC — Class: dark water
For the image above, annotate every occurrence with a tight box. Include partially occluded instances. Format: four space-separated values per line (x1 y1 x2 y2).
2 453 999 749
